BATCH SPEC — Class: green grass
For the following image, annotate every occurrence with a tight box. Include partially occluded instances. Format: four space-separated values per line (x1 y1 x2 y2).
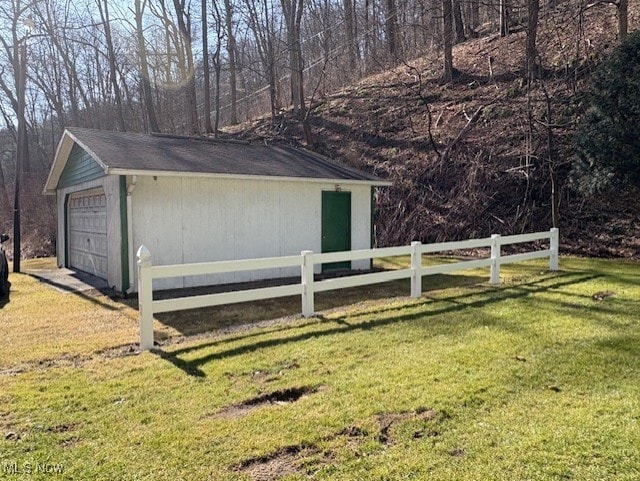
1 257 639 480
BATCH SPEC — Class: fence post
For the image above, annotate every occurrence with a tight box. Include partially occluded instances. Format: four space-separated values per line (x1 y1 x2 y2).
549 227 559 271
490 234 501 285
301 250 315 317
411 241 422 298
137 245 154 351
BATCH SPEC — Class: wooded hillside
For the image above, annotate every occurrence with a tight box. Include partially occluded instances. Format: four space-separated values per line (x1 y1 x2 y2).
0 0 638 259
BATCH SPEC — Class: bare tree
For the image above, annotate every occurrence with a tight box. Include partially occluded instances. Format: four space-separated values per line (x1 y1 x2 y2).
210 0 225 135
618 0 628 41
33 1 91 125
442 0 454 82
0 0 32 270
0 145 11 215
468 0 480 34
172 0 199 134
453 0 465 43
134 0 160 132
364 0 371 60
526 0 539 80
201 0 213 133
244 0 281 120
281 0 305 115
223 0 238 124
430 0 442 49
27 31 67 128
385 0 399 62
343 0 357 69
96 0 126 131
500 0 509 37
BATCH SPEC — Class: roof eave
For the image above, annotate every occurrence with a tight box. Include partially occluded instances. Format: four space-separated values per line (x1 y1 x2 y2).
108 168 392 187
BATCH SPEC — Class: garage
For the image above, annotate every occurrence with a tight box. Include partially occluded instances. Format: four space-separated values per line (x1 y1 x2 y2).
45 127 390 293
67 189 108 279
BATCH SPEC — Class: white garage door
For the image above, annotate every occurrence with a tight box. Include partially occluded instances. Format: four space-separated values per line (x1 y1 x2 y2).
68 189 108 279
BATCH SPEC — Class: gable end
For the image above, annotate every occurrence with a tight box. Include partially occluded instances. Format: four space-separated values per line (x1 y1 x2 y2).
57 143 106 189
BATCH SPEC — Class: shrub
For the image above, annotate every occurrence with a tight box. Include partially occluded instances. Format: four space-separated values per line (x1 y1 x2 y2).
573 31 640 193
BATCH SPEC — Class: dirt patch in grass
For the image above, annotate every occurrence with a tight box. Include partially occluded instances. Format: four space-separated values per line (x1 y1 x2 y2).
449 447 466 458
46 423 83 448
46 423 80 433
4 422 83 446
226 361 301 386
238 412 453 481
238 445 323 481
377 408 441 445
1 354 92 377
333 425 370 452
5 431 20 441
1 344 141 377
0 366 27 376
96 343 141 358
60 436 81 448
338 425 369 438
592 291 616 302
213 386 318 419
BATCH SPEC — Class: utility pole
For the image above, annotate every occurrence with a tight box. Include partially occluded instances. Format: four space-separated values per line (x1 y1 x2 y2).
13 18 32 273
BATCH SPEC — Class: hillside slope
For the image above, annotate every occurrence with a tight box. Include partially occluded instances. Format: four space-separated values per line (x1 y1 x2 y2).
229 2 639 259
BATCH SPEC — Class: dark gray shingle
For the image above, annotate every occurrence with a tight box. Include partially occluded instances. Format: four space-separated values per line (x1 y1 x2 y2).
67 127 384 183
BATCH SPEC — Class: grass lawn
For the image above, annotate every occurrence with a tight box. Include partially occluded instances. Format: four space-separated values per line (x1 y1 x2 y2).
0 256 638 480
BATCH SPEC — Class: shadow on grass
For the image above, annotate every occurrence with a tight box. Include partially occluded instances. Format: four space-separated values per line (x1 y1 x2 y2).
25 270 120 312
596 333 640 356
154 271 599 378
149 272 487 338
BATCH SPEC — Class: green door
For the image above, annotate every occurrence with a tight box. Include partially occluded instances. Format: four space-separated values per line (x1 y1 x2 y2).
321 191 351 271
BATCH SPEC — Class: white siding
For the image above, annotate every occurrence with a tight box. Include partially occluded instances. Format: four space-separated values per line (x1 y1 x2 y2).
131 176 372 291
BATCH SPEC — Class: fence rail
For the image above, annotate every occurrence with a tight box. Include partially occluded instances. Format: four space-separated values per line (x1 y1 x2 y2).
136 228 559 350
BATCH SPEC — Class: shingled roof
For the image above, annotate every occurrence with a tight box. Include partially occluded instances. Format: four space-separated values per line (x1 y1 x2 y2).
45 128 389 193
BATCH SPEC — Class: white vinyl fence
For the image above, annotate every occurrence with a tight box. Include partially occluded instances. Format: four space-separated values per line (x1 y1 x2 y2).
136 228 559 350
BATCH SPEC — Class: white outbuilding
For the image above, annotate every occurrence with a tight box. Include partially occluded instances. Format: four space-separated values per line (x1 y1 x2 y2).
44 128 390 292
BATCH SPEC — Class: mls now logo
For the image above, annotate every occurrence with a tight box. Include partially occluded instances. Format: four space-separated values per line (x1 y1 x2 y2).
2 460 65 475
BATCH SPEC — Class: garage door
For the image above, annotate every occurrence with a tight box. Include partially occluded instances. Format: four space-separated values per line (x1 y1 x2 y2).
68 189 108 279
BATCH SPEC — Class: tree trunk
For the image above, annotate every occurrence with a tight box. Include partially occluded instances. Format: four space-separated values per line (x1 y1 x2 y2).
134 0 160 132
470 0 479 34
344 0 357 70
223 0 238 124
201 0 213 133
172 0 198 134
281 0 305 115
0 153 9 215
245 0 279 120
442 0 454 82
526 0 539 81
385 0 399 63
618 0 628 41
364 0 370 60
500 0 509 37
544 90 559 228
430 0 441 49
209 0 225 136
453 0 465 43
34 2 91 125
214 56 222 136
13 41 27 272
97 0 126 131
